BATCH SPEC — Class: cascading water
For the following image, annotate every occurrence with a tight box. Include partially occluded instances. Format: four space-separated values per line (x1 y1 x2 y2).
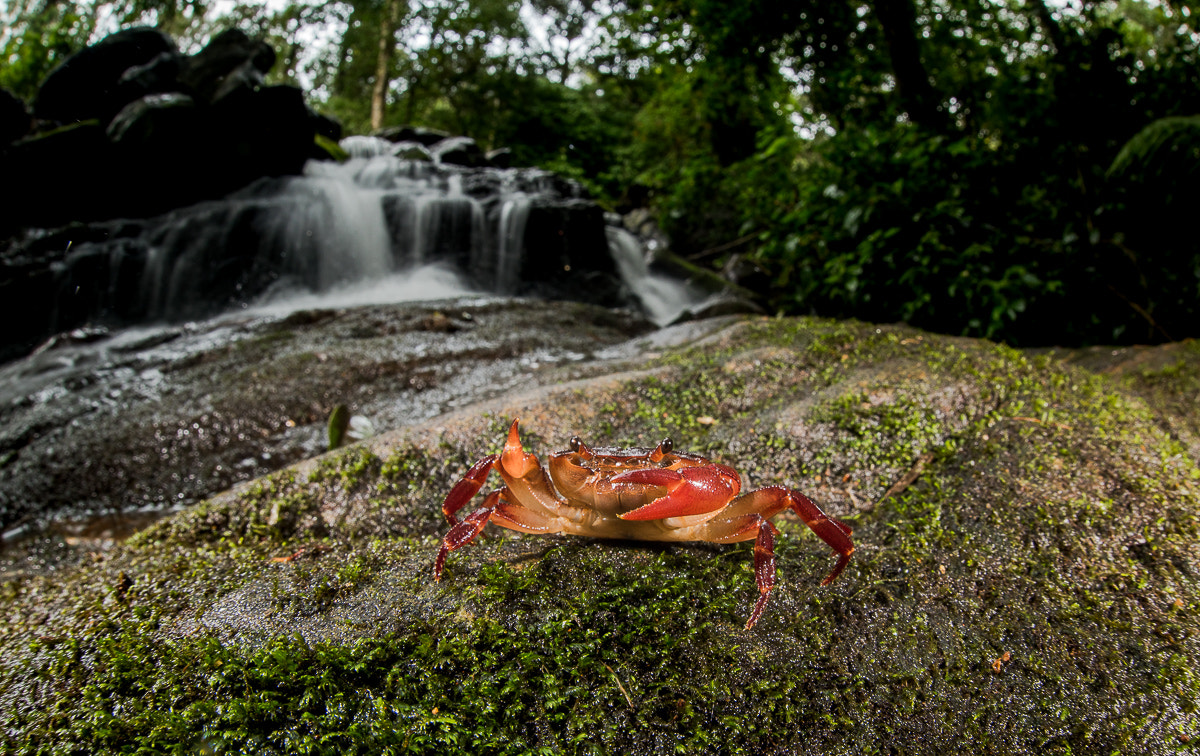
496 195 532 295
606 226 711 326
20 134 714 358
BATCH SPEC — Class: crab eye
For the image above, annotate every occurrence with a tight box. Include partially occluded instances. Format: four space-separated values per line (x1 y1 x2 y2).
568 436 594 459
659 437 673 455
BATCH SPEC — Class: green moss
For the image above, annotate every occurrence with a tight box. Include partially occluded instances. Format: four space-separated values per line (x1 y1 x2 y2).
810 391 945 470
309 446 383 490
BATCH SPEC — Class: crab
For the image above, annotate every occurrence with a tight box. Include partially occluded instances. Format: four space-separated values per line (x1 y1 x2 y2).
433 419 855 629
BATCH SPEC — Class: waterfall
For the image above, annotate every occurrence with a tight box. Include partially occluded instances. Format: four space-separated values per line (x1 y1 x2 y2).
35 140 715 342
496 196 531 295
606 226 709 326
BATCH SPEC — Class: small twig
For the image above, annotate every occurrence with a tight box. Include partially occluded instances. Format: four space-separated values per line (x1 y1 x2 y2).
878 452 936 503
1106 283 1173 342
1010 416 1072 431
605 664 635 708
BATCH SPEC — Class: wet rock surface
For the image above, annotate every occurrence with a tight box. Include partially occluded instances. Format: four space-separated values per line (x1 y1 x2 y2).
1 316 1198 754
0 298 652 538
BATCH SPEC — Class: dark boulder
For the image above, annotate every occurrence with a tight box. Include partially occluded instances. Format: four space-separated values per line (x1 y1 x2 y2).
2 121 115 231
179 29 275 105
391 141 432 161
106 93 210 215
431 136 488 167
485 147 512 168
32 27 177 126
112 51 183 105
311 112 342 143
209 84 315 184
514 198 622 304
107 93 199 146
51 237 152 331
523 199 613 275
0 220 147 362
376 124 451 146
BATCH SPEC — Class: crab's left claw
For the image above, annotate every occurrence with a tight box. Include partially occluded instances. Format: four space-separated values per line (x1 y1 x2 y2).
500 418 539 479
615 464 741 520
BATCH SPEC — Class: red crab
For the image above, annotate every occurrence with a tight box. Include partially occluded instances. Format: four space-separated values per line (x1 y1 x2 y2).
434 419 855 629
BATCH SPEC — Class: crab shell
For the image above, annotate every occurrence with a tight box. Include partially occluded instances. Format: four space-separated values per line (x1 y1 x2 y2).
434 419 854 629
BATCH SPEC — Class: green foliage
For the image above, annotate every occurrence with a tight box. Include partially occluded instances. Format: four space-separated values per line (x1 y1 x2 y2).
1108 115 1200 188
6 0 1200 345
659 0 1200 346
749 124 1092 343
0 2 93 101
1101 115 1200 343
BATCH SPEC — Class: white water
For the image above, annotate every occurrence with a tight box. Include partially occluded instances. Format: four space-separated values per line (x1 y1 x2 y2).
606 226 708 326
51 140 713 331
249 264 477 315
240 149 710 323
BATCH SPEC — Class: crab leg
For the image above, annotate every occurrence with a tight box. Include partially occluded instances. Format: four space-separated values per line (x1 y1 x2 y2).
434 490 502 580
441 454 500 526
697 485 854 627
713 485 854 585
787 489 854 586
747 518 776 630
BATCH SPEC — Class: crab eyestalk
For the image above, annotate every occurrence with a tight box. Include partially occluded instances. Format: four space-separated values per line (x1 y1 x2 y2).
568 436 595 459
649 437 673 463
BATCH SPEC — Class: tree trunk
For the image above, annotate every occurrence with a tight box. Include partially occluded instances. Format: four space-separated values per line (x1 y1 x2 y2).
871 0 946 130
370 0 404 131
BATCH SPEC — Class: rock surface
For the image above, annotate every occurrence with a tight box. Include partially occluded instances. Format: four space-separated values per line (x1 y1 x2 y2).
1 314 1198 753
0 299 652 534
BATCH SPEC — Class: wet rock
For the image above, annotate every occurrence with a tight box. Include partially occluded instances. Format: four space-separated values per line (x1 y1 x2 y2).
391 141 432 161
0 299 654 533
485 147 513 167
377 124 451 145
430 135 488 167
525 199 611 267
2 316 1198 752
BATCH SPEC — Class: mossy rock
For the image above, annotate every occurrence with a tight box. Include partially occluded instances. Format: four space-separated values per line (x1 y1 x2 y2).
2 317 1199 754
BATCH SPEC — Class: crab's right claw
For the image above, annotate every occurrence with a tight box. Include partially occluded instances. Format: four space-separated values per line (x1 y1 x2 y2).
616 464 742 520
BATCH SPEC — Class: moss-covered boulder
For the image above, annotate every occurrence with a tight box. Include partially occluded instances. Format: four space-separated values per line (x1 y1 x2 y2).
2 318 1199 754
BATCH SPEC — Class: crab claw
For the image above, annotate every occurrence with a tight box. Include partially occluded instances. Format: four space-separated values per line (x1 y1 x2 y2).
616 464 741 520
500 418 539 479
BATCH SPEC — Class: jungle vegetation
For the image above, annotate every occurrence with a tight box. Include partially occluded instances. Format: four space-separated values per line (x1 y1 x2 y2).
3 0 1199 346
